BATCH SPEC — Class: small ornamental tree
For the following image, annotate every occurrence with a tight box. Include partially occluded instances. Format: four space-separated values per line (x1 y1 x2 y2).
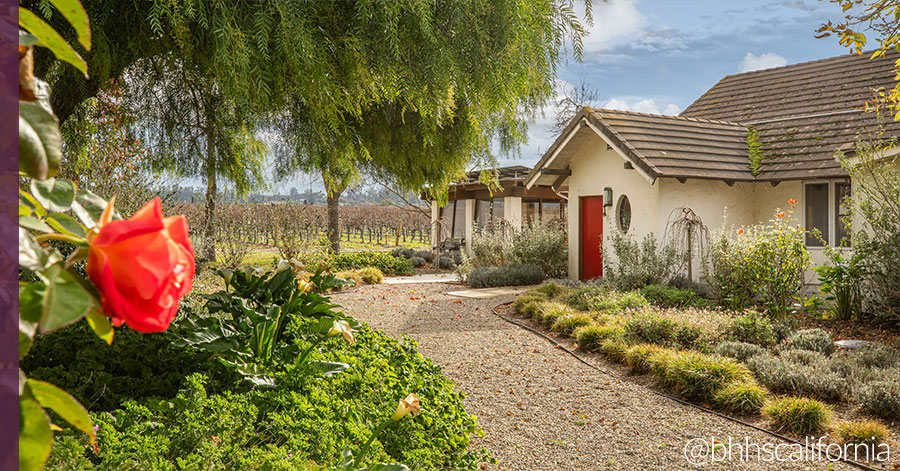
18 3 195 470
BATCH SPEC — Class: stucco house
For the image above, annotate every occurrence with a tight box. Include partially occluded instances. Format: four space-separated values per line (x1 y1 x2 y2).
526 51 900 283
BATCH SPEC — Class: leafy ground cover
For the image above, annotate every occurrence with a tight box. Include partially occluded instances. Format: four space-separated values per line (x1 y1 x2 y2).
24 266 488 471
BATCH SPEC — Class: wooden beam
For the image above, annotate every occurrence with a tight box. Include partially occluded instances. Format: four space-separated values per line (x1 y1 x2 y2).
541 168 572 176
551 173 569 189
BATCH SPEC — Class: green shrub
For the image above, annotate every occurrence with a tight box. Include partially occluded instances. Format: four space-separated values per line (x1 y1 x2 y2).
47 326 489 470
717 311 776 347
853 342 900 369
640 284 710 308
467 264 544 288
551 313 594 335
846 151 900 324
409 256 427 268
330 251 415 276
21 321 231 412
833 420 889 445
780 329 835 355
715 341 767 362
624 344 673 374
762 397 832 435
335 270 364 286
623 312 677 346
357 267 384 284
590 290 649 314
598 338 631 361
533 282 566 298
856 381 900 419
509 224 568 278
746 354 848 401
536 302 573 325
561 284 606 311
512 294 547 316
713 380 768 414
704 209 811 317
413 249 433 262
605 233 680 291
779 349 828 367
661 352 752 401
814 247 864 321
674 323 709 350
574 324 625 352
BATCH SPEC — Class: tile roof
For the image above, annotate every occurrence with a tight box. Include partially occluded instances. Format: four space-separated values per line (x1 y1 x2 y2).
681 51 900 180
530 51 899 185
587 109 753 181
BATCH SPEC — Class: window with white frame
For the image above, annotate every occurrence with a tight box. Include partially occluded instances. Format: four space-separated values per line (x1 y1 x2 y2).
803 181 851 247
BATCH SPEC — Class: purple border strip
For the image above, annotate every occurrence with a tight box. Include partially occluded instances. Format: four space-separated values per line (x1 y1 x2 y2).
1 1 19 469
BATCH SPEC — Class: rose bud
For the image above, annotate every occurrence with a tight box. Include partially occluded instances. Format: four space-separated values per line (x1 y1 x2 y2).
86 198 195 332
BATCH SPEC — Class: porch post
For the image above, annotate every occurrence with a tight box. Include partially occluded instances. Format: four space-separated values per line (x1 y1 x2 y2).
464 199 475 256
504 196 522 230
430 200 440 249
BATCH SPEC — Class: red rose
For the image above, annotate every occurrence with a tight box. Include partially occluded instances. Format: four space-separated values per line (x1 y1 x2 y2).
86 198 194 332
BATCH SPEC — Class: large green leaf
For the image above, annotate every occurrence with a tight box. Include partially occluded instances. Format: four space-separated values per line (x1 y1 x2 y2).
20 190 47 217
173 324 240 352
309 360 350 377
18 8 87 76
45 212 86 237
48 0 91 50
27 379 95 445
368 464 410 471
19 284 45 359
18 215 52 233
19 396 52 471
30 178 74 213
19 100 62 180
72 188 112 227
37 264 94 332
18 227 58 272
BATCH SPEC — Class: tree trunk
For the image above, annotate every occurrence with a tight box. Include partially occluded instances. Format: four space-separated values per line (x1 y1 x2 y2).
203 135 217 262
325 183 342 253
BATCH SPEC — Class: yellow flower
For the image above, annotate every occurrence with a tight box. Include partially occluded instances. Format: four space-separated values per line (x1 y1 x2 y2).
297 279 313 295
392 393 421 420
328 320 354 344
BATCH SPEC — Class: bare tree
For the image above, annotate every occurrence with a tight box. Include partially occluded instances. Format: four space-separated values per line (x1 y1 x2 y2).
552 79 600 135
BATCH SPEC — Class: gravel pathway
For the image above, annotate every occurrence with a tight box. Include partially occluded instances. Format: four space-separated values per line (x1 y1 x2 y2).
334 283 862 471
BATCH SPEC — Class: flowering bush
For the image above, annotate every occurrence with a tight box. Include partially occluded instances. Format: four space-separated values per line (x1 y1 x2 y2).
704 204 810 317
18 10 195 469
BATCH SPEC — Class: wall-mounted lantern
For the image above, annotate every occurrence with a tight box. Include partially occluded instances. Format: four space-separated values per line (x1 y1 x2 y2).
603 187 613 207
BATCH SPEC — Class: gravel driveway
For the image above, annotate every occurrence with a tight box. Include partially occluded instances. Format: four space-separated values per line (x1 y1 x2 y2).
334 283 862 471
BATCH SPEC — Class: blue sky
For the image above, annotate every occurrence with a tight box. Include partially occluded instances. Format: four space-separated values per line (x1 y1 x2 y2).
498 0 851 168
259 0 853 194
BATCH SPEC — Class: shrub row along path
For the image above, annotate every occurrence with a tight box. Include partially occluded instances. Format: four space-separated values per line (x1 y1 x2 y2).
334 282 858 471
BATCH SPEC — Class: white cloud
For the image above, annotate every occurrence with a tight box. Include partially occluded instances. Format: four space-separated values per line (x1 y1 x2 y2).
602 97 681 116
663 103 681 115
581 0 647 54
738 52 788 73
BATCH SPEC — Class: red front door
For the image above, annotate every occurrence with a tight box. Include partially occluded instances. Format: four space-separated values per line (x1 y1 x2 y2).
580 196 604 280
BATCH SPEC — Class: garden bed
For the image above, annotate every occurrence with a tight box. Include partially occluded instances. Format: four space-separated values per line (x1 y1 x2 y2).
507 282 900 467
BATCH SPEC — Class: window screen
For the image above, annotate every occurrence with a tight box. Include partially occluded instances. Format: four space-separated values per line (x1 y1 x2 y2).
835 182 851 246
805 183 829 246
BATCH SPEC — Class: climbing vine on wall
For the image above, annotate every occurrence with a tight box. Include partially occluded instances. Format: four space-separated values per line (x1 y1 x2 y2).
746 125 767 176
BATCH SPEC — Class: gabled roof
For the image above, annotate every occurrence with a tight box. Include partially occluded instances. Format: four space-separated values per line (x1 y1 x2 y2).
529 51 900 186
526 108 753 187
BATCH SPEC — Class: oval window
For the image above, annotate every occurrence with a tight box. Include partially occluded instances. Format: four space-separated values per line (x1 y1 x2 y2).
617 195 631 233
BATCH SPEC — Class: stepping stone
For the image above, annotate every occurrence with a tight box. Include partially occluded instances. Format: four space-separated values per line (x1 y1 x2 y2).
834 339 875 350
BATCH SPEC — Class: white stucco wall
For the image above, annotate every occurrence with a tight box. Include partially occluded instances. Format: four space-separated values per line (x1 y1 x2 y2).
565 133 660 280
562 130 865 292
